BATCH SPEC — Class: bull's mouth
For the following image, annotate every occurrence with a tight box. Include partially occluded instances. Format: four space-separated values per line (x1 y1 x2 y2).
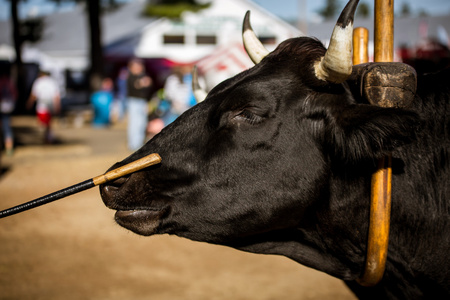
114 209 166 236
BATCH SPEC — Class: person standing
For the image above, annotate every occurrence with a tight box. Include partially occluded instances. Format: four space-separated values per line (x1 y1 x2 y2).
115 67 128 120
147 64 199 136
126 59 152 151
27 71 61 144
163 64 197 125
91 77 114 127
0 72 17 155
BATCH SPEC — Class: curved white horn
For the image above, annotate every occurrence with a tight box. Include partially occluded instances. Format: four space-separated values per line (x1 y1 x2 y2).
192 66 207 103
314 0 360 83
242 11 270 64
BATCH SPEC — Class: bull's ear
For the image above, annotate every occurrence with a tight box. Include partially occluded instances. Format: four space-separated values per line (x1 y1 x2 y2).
325 104 420 163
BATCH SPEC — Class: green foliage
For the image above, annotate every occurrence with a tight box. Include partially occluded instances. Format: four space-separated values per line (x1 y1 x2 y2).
400 2 411 17
356 2 370 18
143 1 211 19
20 18 44 43
318 0 341 20
47 0 123 13
155 0 197 4
418 9 429 17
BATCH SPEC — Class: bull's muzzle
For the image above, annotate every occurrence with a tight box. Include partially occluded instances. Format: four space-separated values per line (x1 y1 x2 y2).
99 154 166 236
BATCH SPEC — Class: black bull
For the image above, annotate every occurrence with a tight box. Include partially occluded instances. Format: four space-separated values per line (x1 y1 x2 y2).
100 1 449 299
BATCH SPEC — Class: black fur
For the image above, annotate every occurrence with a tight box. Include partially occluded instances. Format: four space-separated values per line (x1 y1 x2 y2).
101 36 449 299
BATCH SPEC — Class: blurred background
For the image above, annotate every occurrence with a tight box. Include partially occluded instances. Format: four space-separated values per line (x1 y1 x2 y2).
0 0 449 116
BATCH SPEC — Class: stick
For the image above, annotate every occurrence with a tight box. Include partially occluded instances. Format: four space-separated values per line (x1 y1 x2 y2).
0 153 161 219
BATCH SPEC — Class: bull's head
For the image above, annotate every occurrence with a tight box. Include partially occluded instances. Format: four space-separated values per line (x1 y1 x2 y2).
101 0 418 280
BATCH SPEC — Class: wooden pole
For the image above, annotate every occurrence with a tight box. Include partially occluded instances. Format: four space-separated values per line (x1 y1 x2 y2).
353 27 369 65
357 0 394 287
374 0 394 62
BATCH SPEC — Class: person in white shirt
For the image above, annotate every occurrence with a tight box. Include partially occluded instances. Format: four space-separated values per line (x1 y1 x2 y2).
27 71 61 144
163 64 197 122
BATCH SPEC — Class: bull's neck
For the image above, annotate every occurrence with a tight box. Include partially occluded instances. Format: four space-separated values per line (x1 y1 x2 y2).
231 170 372 281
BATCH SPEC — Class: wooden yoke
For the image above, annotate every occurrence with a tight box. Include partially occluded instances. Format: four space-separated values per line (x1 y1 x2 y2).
356 0 394 287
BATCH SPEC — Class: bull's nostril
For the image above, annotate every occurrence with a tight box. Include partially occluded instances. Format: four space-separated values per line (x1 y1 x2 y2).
100 177 129 207
108 176 129 188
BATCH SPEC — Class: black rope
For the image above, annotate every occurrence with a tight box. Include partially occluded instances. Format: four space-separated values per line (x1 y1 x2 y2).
0 179 95 219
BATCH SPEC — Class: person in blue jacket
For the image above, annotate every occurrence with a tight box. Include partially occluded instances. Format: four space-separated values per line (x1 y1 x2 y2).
91 77 114 127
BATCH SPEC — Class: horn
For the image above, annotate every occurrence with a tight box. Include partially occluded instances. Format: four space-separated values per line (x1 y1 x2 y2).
242 11 270 64
314 0 360 83
192 65 207 103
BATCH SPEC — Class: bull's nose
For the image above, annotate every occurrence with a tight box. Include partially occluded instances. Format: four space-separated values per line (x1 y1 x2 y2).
107 176 129 188
100 176 129 206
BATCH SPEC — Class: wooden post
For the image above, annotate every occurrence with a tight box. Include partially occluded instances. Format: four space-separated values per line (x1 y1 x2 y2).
374 0 394 62
353 27 369 65
357 0 394 287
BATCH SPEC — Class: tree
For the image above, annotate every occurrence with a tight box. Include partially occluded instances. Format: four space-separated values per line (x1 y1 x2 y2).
418 9 429 17
9 0 27 110
400 2 411 17
154 0 198 4
49 0 126 90
144 0 211 19
10 0 22 69
86 0 103 91
50 0 103 90
6 0 121 110
318 0 341 20
356 2 371 18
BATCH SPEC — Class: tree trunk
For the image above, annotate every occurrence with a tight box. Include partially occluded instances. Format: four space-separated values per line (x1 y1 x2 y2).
86 0 103 91
11 0 21 65
10 0 27 111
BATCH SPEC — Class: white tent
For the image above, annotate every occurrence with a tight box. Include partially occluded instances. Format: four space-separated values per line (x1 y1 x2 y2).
0 44 15 61
134 0 301 63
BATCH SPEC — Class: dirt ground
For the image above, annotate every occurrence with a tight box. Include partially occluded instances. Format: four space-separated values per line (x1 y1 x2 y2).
0 116 357 300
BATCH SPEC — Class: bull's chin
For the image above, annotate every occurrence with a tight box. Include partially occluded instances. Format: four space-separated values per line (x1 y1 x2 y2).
114 210 164 236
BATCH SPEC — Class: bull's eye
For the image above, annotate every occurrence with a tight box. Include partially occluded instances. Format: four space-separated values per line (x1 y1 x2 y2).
233 109 264 125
